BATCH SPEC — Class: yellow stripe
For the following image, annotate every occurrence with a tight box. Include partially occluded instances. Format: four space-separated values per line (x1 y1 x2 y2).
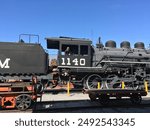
144 81 148 93
97 82 100 89
122 81 125 89
67 81 70 96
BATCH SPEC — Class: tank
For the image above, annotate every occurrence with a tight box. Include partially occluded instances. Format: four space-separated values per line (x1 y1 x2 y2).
0 42 48 75
120 41 131 48
105 40 116 48
134 42 145 49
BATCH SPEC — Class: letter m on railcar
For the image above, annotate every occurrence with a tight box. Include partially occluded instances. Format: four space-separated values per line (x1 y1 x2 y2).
0 58 10 68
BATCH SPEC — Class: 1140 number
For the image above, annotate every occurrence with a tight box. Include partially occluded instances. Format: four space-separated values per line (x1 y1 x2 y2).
61 58 85 66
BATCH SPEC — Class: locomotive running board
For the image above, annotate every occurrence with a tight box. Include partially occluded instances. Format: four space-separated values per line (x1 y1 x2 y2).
58 66 102 68
101 60 150 64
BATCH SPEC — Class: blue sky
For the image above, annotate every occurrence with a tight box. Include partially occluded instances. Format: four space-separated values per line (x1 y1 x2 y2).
0 0 150 50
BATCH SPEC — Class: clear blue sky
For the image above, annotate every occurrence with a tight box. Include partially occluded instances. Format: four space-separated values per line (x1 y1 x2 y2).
0 0 150 50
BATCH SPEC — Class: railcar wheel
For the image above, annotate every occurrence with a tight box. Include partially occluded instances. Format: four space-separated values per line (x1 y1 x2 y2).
86 74 101 89
130 94 142 105
15 94 32 111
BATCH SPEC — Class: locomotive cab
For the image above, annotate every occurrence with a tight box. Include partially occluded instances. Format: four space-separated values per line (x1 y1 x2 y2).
46 37 92 70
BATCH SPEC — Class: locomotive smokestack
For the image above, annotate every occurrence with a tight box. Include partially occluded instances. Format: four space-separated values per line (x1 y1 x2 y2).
96 37 103 48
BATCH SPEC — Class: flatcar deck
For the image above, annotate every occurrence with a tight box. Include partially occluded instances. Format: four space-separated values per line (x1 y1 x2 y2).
83 88 148 105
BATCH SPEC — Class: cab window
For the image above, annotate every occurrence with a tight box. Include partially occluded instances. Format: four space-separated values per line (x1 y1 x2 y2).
61 44 78 55
80 45 88 55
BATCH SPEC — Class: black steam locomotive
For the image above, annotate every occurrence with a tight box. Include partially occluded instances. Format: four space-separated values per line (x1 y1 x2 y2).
47 37 150 90
1 35 150 91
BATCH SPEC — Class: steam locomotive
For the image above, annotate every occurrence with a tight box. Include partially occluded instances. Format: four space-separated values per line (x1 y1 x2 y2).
47 37 150 91
1 35 150 91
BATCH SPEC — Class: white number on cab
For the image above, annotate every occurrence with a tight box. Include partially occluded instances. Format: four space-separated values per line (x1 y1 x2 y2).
61 58 85 66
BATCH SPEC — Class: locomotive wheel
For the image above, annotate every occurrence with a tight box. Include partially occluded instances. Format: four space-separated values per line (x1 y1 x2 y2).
130 94 142 105
128 84 139 90
106 75 119 88
86 74 101 89
15 94 32 111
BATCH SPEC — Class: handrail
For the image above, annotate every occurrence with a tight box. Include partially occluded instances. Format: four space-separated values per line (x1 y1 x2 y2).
19 34 39 43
